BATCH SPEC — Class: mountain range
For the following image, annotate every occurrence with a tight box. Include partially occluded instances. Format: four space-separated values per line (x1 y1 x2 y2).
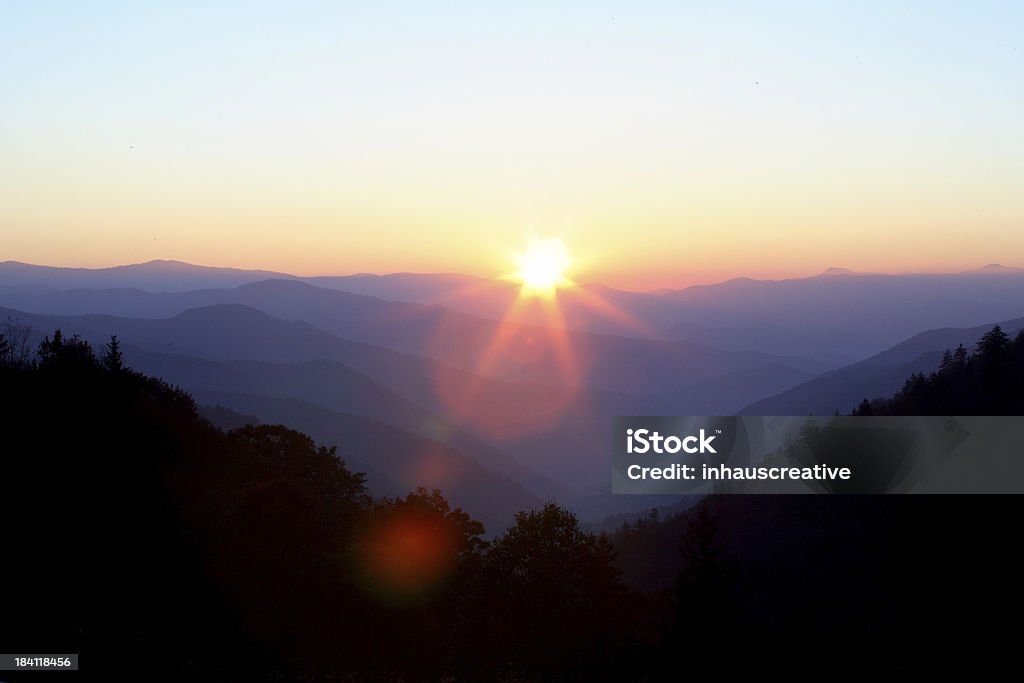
7 259 1024 364
742 316 1024 415
3 259 1023 526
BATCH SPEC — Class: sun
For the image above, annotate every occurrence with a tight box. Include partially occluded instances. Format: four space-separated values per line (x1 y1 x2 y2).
513 237 573 296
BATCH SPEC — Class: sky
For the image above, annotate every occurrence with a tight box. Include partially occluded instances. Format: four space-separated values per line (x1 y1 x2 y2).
2 1 1022 290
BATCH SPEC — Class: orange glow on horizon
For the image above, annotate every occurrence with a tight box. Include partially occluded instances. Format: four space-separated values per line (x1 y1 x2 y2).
4 246 1023 294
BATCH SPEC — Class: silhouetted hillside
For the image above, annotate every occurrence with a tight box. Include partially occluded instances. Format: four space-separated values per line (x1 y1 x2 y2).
0 305 593 491
852 325 1024 415
0 330 643 680
744 316 1024 415
191 389 542 532
120 343 556 502
605 325 1024 674
608 492 1024 676
200 403 262 430
1 304 790 495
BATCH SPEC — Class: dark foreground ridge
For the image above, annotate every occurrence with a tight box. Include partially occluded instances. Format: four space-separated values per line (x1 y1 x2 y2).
0 330 630 681
2 327 1022 680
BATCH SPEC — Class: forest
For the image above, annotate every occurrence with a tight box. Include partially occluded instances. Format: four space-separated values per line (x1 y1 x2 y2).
853 325 1024 415
2 326 1022 680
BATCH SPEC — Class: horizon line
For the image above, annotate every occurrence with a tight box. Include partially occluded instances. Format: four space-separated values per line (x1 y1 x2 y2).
2 257 1023 294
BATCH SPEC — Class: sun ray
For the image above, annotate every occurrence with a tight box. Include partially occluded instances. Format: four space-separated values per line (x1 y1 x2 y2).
562 284 660 338
425 235 668 441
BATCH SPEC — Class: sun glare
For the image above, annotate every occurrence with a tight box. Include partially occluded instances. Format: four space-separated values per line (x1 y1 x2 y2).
514 237 573 296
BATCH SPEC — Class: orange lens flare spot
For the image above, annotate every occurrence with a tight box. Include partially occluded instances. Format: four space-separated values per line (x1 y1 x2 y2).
356 514 459 603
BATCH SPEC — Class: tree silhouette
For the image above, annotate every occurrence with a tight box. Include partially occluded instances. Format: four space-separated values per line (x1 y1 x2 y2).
953 343 968 368
669 501 740 671
354 488 488 678
853 398 873 416
37 329 97 371
102 334 124 373
939 349 954 374
853 326 1024 415
976 325 1010 361
1 316 33 366
373 487 486 558
459 503 631 679
799 416 822 440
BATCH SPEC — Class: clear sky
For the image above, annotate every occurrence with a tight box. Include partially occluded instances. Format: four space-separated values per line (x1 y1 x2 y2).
2 1 1022 289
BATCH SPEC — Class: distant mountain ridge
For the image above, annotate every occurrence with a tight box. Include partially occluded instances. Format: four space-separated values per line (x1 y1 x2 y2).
6 259 1024 519
5 259 1023 365
975 263 1024 273
0 259 297 292
0 304 561 491
661 269 1024 361
0 300 799 482
0 304 685 504
0 280 818 397
742 316 1024 415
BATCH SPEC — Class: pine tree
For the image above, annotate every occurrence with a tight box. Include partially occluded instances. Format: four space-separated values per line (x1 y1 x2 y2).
854 398 873 416
939 349 954 374
977 325 1011 363
799 416 821 440
953 343 968 370
37 330 96 371
103 335 124 373
671 501 740 668
847 326 1024 416
37 329 65 363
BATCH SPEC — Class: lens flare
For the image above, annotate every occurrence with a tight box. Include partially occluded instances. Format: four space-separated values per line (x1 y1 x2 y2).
356 512 459 604
423 236 653 448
